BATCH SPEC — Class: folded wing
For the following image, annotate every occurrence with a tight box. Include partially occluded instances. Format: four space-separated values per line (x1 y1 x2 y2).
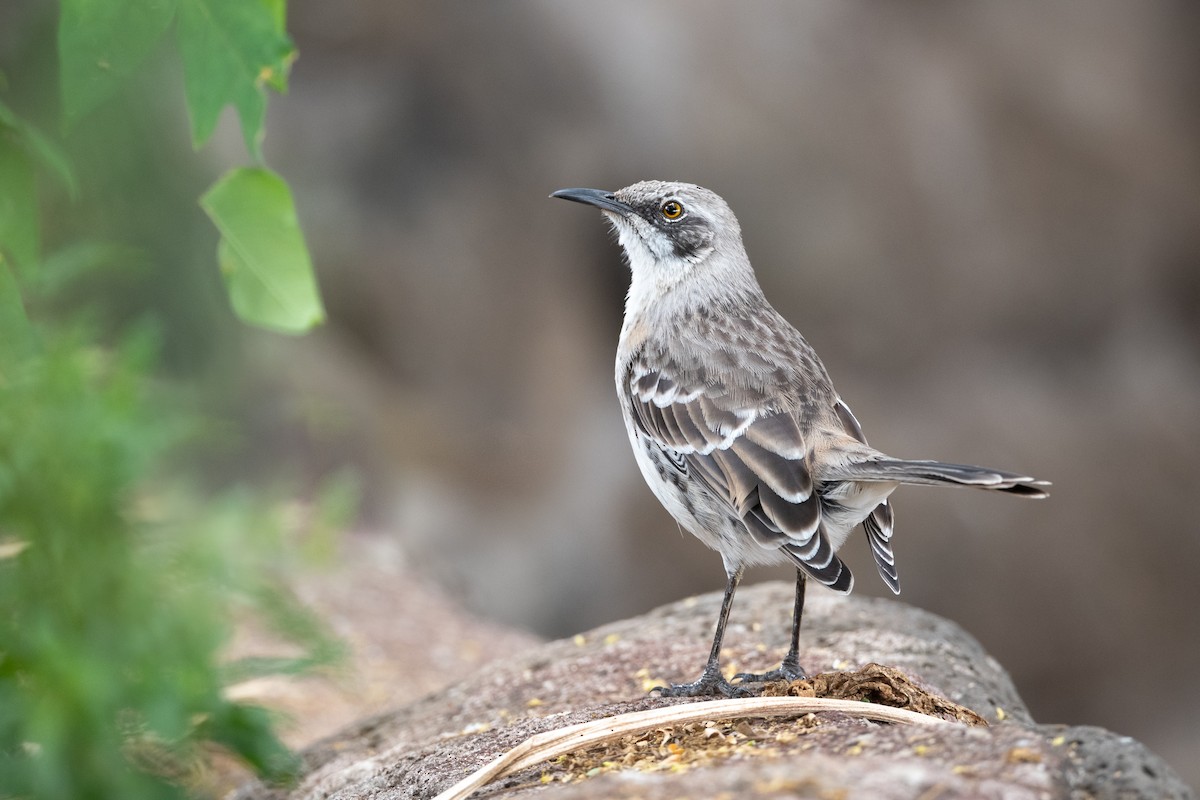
626 360 852 593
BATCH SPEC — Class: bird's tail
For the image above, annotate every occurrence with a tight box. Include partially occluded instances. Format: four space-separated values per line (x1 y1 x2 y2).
833 459 1049 498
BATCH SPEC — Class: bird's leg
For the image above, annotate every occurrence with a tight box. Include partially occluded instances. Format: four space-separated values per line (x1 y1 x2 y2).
735 569 808 684
653 567 748 698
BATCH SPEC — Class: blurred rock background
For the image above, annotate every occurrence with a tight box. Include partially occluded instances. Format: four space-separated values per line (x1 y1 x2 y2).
6 0 1198 791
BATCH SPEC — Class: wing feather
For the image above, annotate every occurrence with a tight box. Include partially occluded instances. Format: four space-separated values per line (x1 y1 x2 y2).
708 448 761 517
685 402 726 449
669 404 713 451
744 411 808 460
758 485 820 543
730 435 812 503
625 361 850 591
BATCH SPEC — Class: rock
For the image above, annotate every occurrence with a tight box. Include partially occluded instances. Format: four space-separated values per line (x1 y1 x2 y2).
212 534 540 796
223 534 541 750
1051 724 1194 800
232 581 1194 800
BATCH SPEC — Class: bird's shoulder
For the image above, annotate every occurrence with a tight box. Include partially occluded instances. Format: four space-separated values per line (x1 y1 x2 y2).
620 297 836 419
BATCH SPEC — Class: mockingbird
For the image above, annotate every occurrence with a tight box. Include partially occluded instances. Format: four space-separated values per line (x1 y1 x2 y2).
551 180 1048 698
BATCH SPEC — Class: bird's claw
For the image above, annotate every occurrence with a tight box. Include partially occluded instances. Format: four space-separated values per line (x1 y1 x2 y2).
651 669 751 698
733 657 807 685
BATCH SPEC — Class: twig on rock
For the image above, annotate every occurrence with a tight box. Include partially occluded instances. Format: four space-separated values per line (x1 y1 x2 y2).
433 695 955 800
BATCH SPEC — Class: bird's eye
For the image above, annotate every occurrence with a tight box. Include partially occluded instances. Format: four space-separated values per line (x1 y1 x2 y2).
660 200 685 220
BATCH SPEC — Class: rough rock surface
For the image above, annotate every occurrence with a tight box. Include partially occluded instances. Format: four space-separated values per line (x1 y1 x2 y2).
233 581 1194 800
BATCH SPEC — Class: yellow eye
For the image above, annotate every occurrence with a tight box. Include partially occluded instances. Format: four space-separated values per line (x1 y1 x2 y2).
660 200 684 220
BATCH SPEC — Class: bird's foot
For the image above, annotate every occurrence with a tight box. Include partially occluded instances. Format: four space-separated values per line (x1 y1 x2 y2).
651 666 749 698
734 656 807 685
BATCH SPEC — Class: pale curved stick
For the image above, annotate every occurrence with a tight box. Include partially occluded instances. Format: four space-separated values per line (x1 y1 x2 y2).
433 695 955 800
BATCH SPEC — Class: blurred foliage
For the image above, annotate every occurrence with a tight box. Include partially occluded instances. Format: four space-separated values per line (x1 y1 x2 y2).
0 0 344 797
0 319 346 797
52 0 324 332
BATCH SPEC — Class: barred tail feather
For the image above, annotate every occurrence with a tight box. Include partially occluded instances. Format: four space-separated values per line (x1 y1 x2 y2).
863 501 900 595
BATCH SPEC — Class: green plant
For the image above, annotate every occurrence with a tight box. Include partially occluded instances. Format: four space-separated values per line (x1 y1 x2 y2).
0 1 343 797
4 0 324 334
0 321 340 798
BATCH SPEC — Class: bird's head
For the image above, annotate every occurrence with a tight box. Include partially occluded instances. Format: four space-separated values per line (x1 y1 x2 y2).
552 181 753 310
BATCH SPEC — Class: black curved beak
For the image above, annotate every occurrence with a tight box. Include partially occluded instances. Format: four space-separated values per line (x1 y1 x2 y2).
550 187 634 216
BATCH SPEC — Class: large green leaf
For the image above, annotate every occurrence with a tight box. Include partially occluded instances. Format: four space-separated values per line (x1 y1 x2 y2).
200 167 324 333
176 0 295 159
58 0 179 129
0 133 37 278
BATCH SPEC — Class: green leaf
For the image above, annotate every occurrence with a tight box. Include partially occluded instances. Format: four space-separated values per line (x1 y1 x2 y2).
259 0 289 91
0 133 37 278
176 0 295 159
200 167 324 333
58 0 179 129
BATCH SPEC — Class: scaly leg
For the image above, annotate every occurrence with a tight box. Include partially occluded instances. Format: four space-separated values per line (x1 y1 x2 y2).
735 569 808 684
654 567 748 698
